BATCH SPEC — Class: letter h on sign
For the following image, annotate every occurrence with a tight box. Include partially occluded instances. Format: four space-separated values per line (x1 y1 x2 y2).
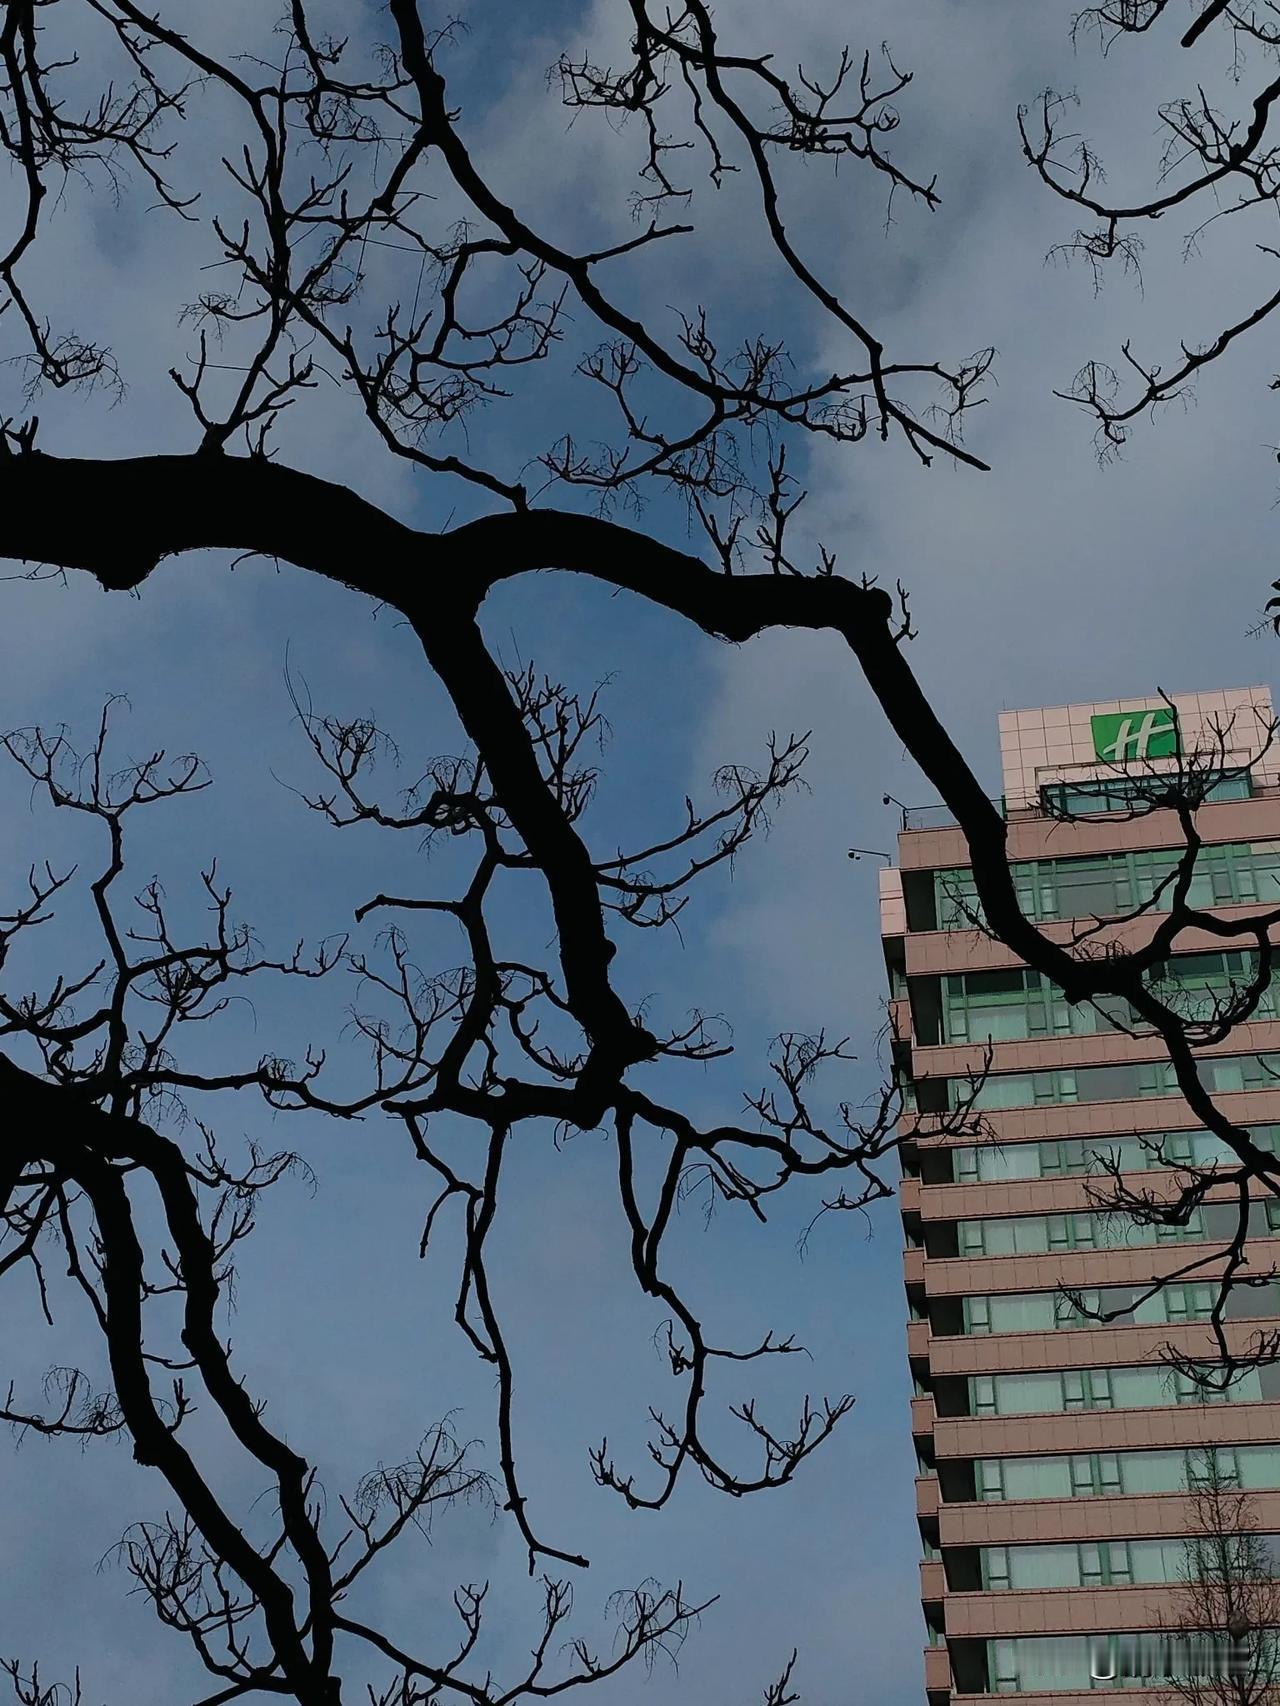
1090 707 1180 764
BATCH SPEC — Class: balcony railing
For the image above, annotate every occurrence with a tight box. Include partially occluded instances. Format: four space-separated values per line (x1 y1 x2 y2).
898 796 1007 832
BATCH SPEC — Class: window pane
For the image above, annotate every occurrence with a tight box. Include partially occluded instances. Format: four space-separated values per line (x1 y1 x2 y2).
1240 1446 1280 1490
1118 1450 1182 1494
987 1293 1056 1334
1005 1456 1073 1500
1111 1366 1169 1408
1004 1544 1078 1589
992 1373 1065 1415
976 1459 1005 1500
1069 1455 1096 1495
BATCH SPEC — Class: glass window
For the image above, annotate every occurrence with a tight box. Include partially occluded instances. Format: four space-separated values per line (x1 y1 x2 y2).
982 1372 1065 1416
1054 858 1123 918
954 1142 1041 1181
1186 1446 1240 1488
982 1545 1011 1589
1097 1453 1122 1495
934 868 983 931
1175 1366 1265 1404
935 949 1272 1044
990 1639 1024 1693
1056 1288 1101 1326
951 1053 1280 1111
958 1219 987 1256
989 1637 1091 1692
1111 1366 1168 1408
955 1282 1256 1337
975 1445 1280 1504
1160 1131 1197 1168
1119 1449 1181 1494
955 1208 1205 1259
1042 771 1252 817
1239 1445 1280 1489
976 1362 1263 1418
1128 1539 1185 1584
1007 1456 1073 1501
933 837 1280 935
982 1537 1209 1592
976 1459 1005 1500
985 1633 1280 1695
964 1296 992 1334
1069 1454 1097 1496
1007 1543 1078 1589
1062 1370 1089 1411
1165 1283 1215 1323
1038 1140 1067 1176
1149 950 1276 1024
988 1293 1056 1334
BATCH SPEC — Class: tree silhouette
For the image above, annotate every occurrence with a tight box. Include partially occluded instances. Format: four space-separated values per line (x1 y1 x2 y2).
3 4 1280 1703
1163 1449 1280 1705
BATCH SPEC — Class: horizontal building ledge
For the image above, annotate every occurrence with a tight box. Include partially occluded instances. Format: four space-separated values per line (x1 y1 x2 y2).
953 1694 1163 1705
913 1394 937 1436
938 1487 1280 1548
909 1086 1280 1147
894 794 1280 874
917 1474 941 1518
931 1400 1280 1461
945 1581 1179 1639
921 1238 1280 1299
900 901 1280 978
923 1645 950 1692
922 1319 1276 1379
913 1171 1211 1222
911 1017 1280 1084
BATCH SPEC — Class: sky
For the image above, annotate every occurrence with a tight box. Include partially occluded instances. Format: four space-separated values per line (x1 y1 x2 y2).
2 3 1280 1703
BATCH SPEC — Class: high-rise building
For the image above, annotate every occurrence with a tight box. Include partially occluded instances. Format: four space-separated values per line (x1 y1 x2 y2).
881 687 1280 1703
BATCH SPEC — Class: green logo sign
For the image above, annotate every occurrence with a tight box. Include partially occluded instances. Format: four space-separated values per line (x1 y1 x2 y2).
1090 707 1179 764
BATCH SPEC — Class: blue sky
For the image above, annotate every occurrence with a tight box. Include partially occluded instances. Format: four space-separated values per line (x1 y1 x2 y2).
3 3 1280 1703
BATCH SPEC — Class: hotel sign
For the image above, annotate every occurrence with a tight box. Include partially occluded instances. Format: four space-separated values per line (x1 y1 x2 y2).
1090 706 1179 764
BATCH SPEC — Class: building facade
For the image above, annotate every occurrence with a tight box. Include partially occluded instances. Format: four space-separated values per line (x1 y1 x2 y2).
881 688 1280 1702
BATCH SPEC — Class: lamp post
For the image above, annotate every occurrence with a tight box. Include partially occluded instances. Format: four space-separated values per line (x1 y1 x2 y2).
881 792 910 830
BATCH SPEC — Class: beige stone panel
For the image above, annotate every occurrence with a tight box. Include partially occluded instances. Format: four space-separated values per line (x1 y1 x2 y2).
922 1645 950 1693
947 1582 1179 1638
932 1401 1280 1460
915 1174 1239 1221
964 1694 1177 1705
926 1319 1274 1378
912 1015 1280 1082
904 905 1280 974
939 1488 1280 1548
923 1238 1280 1298
911 1086 1280 1147
894 791 1280 872
879 864 906 936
